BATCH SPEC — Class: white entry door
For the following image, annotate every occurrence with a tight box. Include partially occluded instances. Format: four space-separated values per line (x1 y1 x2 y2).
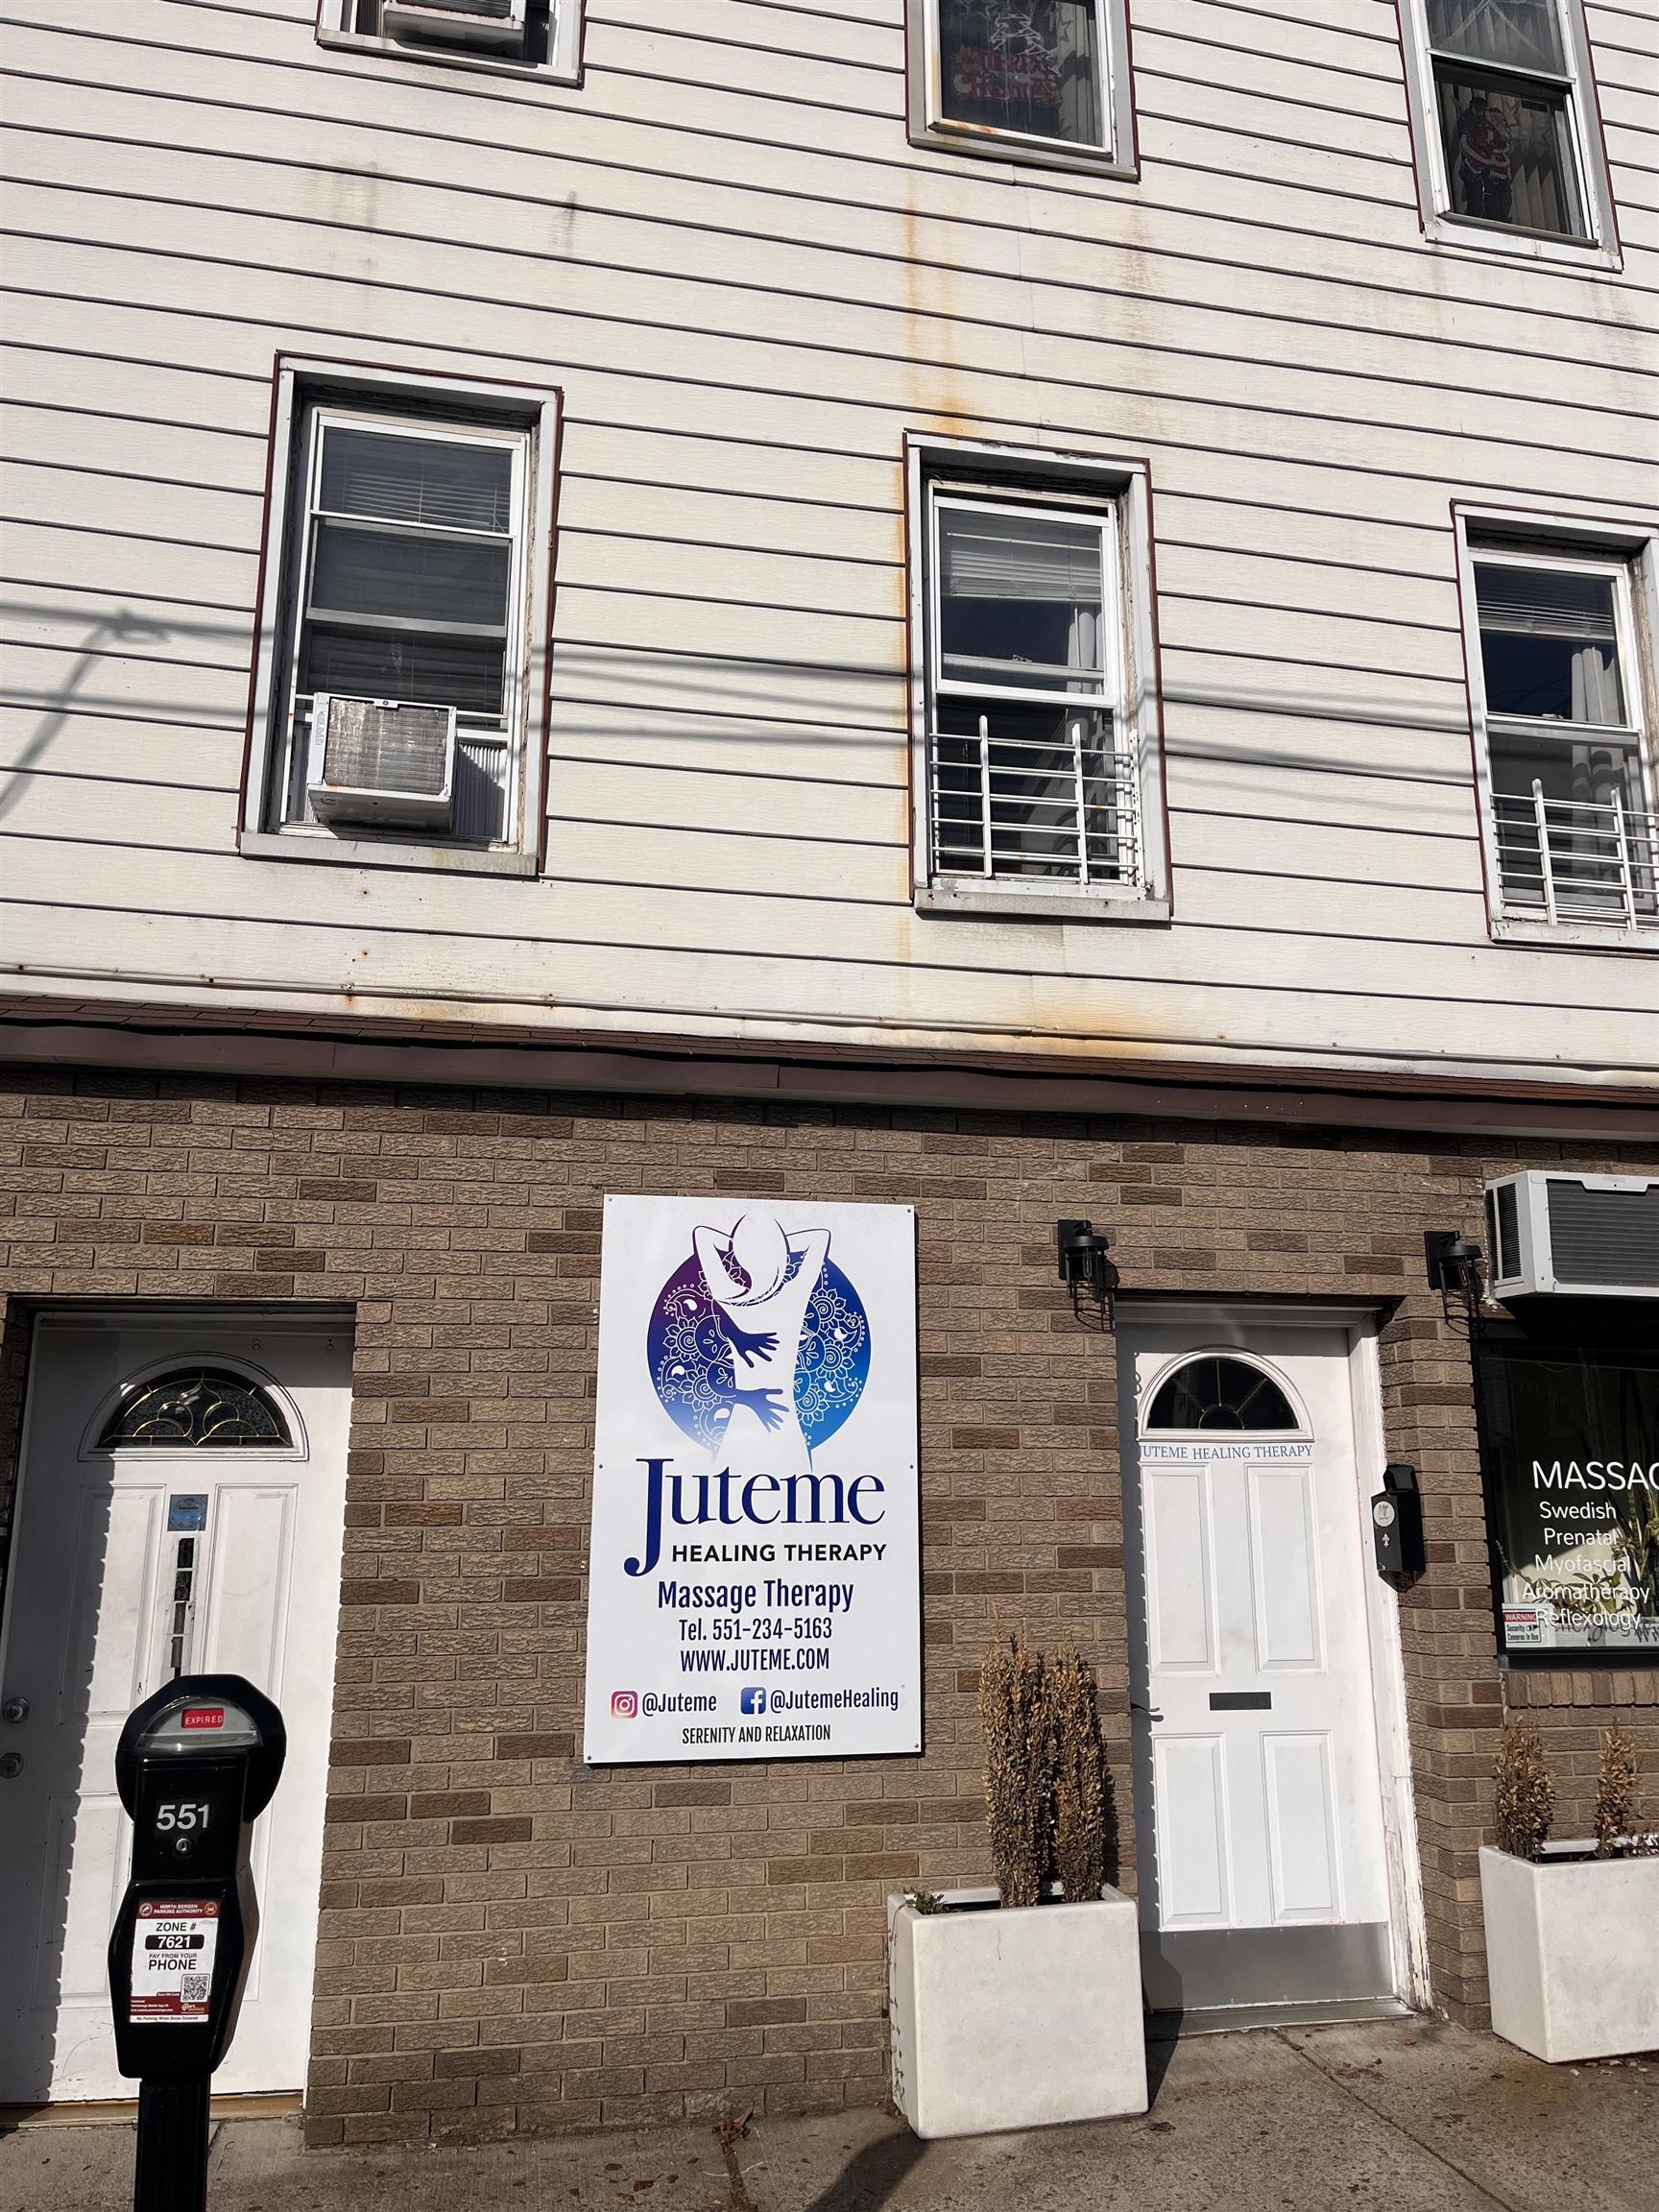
0 1312 351 2103
1119 1322 1397 2013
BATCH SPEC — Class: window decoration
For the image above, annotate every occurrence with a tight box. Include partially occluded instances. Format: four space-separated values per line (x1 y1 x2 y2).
1145 1358 1299 1433
1401 0 1615 254
912 1 1134 172
98 1370 292 1450
1463 535 1656 934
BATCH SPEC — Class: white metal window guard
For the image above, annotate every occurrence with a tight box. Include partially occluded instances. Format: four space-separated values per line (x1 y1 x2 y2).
1493 782 1658 930
929 709 1142 891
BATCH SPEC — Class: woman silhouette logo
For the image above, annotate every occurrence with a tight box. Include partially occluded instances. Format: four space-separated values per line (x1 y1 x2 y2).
646 1212 872 1472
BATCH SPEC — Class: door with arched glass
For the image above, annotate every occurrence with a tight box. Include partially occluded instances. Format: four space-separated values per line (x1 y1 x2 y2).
1118 1319 1400 2017
0 1313 351 2104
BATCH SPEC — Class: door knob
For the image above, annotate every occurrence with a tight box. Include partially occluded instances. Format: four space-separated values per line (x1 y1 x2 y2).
1130 1700 1164 1721
1 1695 29 1724
0 1751 23 1779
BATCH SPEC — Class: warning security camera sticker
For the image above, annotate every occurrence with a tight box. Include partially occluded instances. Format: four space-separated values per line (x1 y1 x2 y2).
129 1899 219 2024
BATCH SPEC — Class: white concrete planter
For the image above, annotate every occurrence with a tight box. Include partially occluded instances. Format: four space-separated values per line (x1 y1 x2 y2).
887 1886 1148 2138
1479 1844 1659 2063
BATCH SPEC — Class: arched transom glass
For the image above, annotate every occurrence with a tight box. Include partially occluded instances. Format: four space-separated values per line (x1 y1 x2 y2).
97 1368 292 1450
1145 1356 1298 1433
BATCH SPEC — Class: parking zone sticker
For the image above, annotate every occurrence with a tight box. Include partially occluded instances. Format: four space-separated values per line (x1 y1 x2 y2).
130 1899 218 2024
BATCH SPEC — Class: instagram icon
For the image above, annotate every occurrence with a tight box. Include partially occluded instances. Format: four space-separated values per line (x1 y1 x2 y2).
610 1690 638 1719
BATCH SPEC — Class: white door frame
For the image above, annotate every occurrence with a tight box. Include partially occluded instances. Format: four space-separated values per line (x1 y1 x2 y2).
1118 1300 1431 2013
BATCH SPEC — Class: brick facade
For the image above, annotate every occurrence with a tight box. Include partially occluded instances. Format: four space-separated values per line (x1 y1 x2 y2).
1 1065 1655 2145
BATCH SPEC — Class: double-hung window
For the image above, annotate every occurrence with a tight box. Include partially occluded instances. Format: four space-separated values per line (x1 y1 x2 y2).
908 2 1136 176
243 362 559 876
317 0 582 84
1458 521 1657 939
908 440 1167 920
1400 0 1617 259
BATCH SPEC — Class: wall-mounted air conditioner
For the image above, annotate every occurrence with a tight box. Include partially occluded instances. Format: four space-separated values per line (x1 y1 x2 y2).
1484 1172 1659 1300
381 0 529 56
307 693 456 832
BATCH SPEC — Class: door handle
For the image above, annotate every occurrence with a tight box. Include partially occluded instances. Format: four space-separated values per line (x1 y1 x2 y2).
1130 1700 1164 1722
2 1695 29 1724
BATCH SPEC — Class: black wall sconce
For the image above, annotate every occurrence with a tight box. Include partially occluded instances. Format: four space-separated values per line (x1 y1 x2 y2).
1424 1230 1484 1327
1371 1461 1426 1587
1057 1218 1118 1331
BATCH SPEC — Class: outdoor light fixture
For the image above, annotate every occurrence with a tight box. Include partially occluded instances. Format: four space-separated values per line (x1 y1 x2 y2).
1057 1217 1118 1330
1370 1462 1426 1586
1424 1230 1484 1328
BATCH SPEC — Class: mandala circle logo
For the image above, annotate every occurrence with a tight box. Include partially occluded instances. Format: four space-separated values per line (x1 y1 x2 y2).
646 1250 872 1454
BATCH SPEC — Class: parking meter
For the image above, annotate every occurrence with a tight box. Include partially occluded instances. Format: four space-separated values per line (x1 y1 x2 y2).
108 1675 285 2212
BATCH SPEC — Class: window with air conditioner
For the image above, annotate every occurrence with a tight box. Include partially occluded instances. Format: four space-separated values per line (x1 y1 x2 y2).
1456 517 1657 944
907 1 1137 177
316 0 581 83
906 438 1167 921
1398 0 1619 263
242 363 559 877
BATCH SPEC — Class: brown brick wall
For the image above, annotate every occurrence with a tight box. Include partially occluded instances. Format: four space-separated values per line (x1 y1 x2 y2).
1 1067 1655 2143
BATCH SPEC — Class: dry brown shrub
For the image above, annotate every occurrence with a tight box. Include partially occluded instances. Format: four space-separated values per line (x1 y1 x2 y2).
1494 1719 1554 1863
1045 1647 1113 1902
979 1623 1050 1908
1595 1724 1639 1859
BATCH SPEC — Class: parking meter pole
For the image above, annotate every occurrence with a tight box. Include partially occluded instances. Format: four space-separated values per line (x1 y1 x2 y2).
134 2079 210 2212
108 1676 286 2212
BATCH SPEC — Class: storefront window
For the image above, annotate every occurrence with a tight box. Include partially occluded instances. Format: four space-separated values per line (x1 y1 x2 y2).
1476 1331 1659 1656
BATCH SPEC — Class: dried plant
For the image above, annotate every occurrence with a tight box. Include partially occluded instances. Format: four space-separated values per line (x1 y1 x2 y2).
1595 1724 1639 1860
1045 1647 1114 1902
979 1623 1051 1908
1494 1719 1554 1863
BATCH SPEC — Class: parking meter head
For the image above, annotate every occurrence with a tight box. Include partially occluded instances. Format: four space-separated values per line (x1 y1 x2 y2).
115 1674 286 1820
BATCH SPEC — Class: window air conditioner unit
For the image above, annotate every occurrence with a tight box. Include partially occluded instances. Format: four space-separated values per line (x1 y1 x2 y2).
381 0 529 56
1483 1172 1659 1300
307 693 456 832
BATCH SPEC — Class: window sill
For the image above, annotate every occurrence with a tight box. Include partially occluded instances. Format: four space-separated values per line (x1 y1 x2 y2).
1422 210 1621 275
909 122 1137 183
240 830 538 878
1490 913 1656 952
916 881 1168 925
315 27 580 87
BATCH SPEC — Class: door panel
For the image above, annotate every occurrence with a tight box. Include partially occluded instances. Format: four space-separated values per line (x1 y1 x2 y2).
0 1315 350 2104
1122 1321 1396 2012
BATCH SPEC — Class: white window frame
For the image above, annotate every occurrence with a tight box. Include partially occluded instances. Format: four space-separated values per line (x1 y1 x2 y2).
1455 507 1658 950
906 433 1168 923
241 359 559 878
315 0 582 85
1397 0 1620 270
906 0 1137 179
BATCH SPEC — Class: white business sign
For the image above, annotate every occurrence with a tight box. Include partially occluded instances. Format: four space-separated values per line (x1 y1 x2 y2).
584 1196 920 1763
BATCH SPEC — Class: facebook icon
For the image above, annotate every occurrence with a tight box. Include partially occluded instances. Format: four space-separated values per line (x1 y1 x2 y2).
739 1687 767 1716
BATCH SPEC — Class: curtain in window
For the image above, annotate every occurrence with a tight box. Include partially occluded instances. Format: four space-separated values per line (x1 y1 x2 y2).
1426 0 1566 74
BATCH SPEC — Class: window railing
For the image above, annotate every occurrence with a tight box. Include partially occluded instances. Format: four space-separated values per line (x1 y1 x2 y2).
1493 783 1658 929
929 709 1142 891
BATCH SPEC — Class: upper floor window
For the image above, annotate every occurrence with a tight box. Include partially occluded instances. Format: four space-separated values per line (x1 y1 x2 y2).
317 0 582 84
1457 517 1656 943
907 2 1136 177
241 361 559 878
1399 0 1618 262
906 438 1167 922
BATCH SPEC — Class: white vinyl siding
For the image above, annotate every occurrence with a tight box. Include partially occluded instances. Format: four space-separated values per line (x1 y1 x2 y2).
1399 0 1619 262
1458 520 1657 944
1 1 1655 1091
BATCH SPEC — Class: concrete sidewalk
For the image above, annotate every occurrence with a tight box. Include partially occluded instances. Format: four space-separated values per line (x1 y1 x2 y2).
2 2021 1652 2212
